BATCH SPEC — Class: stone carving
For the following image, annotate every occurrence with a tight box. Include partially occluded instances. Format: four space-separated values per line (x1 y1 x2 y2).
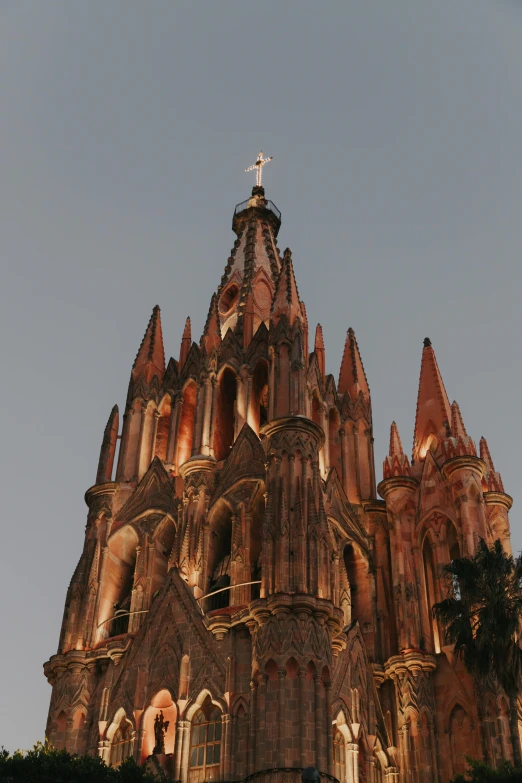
153 711 169 755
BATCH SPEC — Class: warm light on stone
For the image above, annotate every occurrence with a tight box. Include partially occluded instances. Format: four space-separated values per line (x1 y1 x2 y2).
43 182 515 783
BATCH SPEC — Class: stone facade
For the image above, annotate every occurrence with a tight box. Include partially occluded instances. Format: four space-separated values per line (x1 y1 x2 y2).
44 185 517 782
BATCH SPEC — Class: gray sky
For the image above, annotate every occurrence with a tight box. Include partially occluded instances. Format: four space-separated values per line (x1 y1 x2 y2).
1 0 521 753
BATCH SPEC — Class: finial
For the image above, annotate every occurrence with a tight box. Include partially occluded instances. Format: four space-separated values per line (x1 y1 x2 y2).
245 151 273 187
423 337 431 347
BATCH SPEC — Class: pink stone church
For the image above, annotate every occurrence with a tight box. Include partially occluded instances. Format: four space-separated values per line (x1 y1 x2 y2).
44 175 516 782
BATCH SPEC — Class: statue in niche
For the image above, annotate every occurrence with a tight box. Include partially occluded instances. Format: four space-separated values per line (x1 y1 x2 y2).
153 710 170 755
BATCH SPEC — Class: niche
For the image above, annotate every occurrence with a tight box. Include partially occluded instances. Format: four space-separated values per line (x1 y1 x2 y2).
213 368 237 461
178 382 197 468
250 361 269 434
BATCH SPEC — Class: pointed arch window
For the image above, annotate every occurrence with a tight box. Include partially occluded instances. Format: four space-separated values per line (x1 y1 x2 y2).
189 698 222 783
213 368 237 461
333 729 346 783
110 716 134 767
422 535 440 653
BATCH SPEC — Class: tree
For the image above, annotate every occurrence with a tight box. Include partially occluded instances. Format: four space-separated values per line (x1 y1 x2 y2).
433 538 522 767
0 741 161 783
450 757 522 782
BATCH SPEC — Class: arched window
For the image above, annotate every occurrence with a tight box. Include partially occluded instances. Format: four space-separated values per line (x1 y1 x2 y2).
213 368 237 461
177 381 197 468
449 705 474 778
101 526 138 641
207 557 231 612
422 535 440 653
250 361 268 434
334 729 346 782
55 711 67 750
110 715 134 767
189 698 222 783
343 544 370 626
206 504 232 612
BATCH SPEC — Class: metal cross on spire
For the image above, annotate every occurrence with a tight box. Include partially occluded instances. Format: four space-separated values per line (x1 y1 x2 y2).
245 151 273 187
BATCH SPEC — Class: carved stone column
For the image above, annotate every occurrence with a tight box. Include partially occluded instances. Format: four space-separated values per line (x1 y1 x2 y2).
249 679 258 774
348 742 359 783
278 666 286 766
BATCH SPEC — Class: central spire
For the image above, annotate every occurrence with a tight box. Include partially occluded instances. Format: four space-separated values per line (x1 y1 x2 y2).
210 171 282 342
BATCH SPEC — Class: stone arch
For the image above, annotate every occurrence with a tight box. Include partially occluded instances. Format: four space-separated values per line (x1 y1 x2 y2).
231 695 249 717
333 707 353 783
151 516 177 596
100 524 139 640
421 529 441 653
185 688 226 723
141 688 177 762
343 542 371 629
106 708 135 768
67 708 86 754
213 365 238 461
186 692 224 783
448 704 475 779
205 498 233 611
177 380 197 468
249 359 269 435
54 710 67 750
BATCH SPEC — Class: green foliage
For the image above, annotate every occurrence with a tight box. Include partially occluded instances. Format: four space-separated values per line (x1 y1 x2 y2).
433 538 522 767
450 757 522 782
433 538 522 694
0 741 160 783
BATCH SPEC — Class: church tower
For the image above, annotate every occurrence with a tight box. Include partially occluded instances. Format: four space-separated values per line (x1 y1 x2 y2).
44 164 516 783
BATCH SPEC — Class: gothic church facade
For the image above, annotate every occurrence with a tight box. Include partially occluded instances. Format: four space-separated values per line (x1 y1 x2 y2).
44 184 516 782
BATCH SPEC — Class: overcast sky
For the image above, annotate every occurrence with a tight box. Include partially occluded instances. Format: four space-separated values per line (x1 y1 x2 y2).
1 0 521 753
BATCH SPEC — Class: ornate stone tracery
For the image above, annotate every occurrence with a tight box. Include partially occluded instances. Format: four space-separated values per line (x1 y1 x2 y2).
44 183 516 783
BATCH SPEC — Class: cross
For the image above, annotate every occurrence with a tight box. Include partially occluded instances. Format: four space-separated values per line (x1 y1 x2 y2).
245 151 273 187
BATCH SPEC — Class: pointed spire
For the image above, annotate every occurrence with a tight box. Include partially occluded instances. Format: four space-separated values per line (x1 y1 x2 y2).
413 338 451 461
132 306 165 384
451 401 468 439
201 294 221 353
389 421 404 457
179 317 191 370
338 328 370 401
480 436 504 492
480 436 495 473
314 324 326 377
96 405 119 484
271 248 302 326
383 421 411 479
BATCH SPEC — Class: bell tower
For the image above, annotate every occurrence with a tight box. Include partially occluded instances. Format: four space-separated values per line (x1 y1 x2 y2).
44 160 514 783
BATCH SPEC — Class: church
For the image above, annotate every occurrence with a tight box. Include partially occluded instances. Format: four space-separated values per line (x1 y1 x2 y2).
44 158 516 783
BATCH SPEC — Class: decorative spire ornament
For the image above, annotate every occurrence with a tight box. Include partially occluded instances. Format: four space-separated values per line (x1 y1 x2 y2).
245 151 273 187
